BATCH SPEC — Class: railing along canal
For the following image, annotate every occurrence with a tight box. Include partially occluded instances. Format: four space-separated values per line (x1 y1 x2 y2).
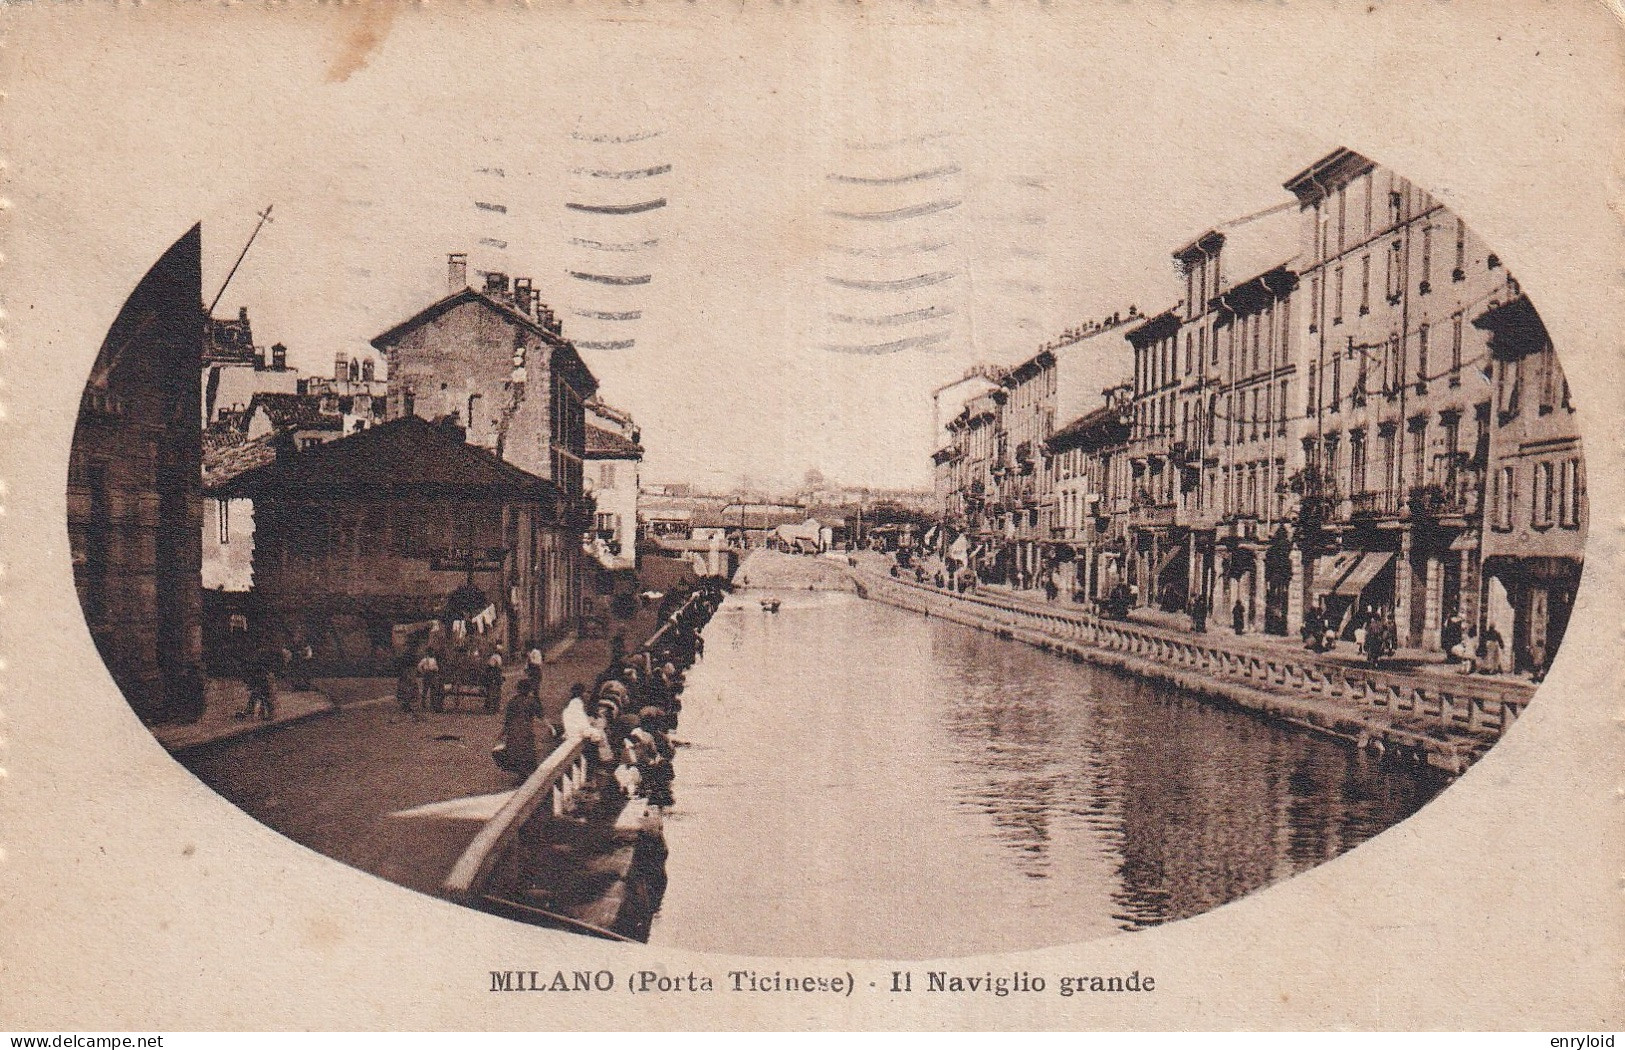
442 589 706 914
857 571 1532 740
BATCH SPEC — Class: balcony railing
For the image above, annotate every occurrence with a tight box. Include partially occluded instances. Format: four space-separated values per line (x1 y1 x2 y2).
1132 432 1172 459
1408 477 1480 520
1349 489 1400 518
1129 503 1177 529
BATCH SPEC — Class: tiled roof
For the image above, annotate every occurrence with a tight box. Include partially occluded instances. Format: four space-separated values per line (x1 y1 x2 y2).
217 415 562 500
202 432 281 493
248 392 342 432
584 423 644 459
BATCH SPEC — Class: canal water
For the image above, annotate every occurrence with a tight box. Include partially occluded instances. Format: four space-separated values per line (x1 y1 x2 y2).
648 587 1447 958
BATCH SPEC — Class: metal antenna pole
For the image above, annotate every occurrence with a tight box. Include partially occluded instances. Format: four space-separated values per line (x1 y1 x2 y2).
208 205 274 316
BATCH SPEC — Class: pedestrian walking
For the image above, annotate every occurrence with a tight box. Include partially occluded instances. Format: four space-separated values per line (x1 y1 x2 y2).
492 676 551 778
1528 638 1549 683
290 641 314 691
1189 593 1208 634
1231 599 1246 635
395 647 420 718
236 640 277 721
482 645 505 714
416 647 442 713
1481 622 1505 675
1363 611 1386 667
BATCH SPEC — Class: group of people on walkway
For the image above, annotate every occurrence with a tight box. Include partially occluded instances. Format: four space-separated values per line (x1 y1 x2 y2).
491 580 727 815
394 626 507 718
227 627 316 722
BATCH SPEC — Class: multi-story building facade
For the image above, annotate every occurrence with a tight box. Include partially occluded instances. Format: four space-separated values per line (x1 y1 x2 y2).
1043 383 1133 603
584 399 643 574
70 225 206 724
1473 291 1584 671
373 254 598 499
372 253 600 634
1124 308 1184 609
940 388 1003 553
1203 263 1301 635
1284 147 1506 652
994 350 1055 586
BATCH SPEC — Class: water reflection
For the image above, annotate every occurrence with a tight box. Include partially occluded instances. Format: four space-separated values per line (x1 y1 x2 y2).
650 590 1445 957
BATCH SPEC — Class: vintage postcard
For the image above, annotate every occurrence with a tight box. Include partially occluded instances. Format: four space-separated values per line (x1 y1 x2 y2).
0 0 1620 1032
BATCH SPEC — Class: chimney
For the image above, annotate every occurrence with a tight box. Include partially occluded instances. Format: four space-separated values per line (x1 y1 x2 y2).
348 358 360 382
484 271 509 298
361 357 375 382
513 277 533 316
447 252 468 293
238 306 249 322
270 342 287 370
334 351 349 383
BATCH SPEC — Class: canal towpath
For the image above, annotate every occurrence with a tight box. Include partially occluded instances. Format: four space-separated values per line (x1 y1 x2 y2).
852 548 1534 687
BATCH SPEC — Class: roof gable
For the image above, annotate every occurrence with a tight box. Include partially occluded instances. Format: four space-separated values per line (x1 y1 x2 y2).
369 287 600 398
369 288 552 349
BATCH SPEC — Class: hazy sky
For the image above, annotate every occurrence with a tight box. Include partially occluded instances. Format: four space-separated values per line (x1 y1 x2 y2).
22 6 1359 490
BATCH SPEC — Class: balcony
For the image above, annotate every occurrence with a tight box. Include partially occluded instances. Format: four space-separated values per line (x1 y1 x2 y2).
1133 432 1172 460
1129 502 1177 529
1349 489 1400 519
1408 477 1480 522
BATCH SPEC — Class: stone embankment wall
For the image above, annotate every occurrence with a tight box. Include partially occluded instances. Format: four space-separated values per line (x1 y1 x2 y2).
851 569 1535 776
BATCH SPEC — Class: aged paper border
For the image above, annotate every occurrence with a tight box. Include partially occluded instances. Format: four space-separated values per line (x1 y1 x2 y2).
1 0 1621 1031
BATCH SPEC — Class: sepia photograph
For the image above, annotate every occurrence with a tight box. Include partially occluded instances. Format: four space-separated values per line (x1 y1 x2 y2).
4 0 1621 1031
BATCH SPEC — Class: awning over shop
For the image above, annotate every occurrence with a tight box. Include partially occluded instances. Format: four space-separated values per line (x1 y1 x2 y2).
1331 552 1395 599
1310 549 1363 596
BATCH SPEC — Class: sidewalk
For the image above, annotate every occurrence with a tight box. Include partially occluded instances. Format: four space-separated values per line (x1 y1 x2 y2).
174 605 668 898
874 549 1534 688
151 677 337 754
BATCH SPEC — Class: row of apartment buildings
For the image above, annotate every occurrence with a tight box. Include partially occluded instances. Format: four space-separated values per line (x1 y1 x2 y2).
933 148 1586 672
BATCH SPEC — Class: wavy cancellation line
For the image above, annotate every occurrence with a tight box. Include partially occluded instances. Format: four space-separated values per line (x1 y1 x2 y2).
574 339 637 351
842 130 955 151
570 128 663 144
566 198 668 215
572 164 673 180
569 237 661 253
569 271 654 286
821 330 952 354
826 198 961 223
826 164 962 186
825 271 957 292
573 308 644 321
827 305 954 327
826 238 952 258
